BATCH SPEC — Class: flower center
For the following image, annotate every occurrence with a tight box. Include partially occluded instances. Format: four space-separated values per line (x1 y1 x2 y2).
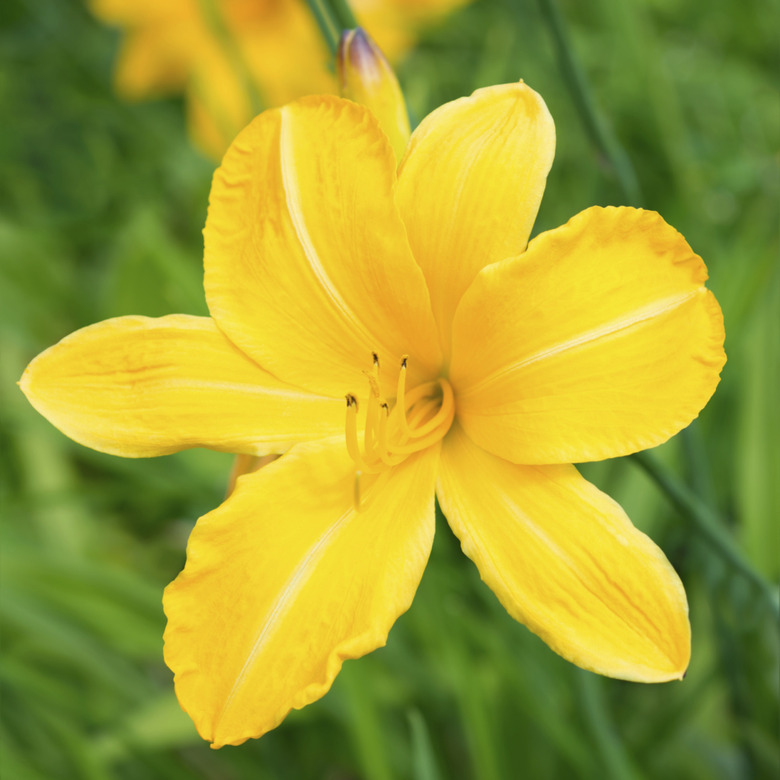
345 354 454 508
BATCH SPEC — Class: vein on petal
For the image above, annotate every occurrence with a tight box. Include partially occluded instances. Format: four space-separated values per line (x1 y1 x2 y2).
491 483 672 664
214 504 354 732
278 108 383 353
459 289 702 400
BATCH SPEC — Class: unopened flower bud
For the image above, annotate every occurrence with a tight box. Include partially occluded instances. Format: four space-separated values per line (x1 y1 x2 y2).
337 28 411 163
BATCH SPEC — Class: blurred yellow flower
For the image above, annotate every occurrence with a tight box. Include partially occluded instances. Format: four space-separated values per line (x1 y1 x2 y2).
91 0 469 158
21 83 725 747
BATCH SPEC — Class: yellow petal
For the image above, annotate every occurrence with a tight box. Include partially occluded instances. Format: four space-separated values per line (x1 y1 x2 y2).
204 95 442 398
353 0 471 61
112 27 191 98
396 82 555 353
163 438 439 747
90 0 175 25
92 0 201 98
451 207 726 464
338 28 411 164
185 44 253 160
19 315 345 458
237 1 336 108
438 424 690 681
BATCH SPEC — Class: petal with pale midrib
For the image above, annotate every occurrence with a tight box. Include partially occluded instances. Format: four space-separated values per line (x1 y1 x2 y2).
20 314 344 457
163 437 439 747
450 206 726 464
397 82 555 356
437 423 690 682
204 96 441 399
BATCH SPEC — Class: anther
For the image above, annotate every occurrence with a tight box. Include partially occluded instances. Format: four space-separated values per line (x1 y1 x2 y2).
344 357 454 491
345 394 364 467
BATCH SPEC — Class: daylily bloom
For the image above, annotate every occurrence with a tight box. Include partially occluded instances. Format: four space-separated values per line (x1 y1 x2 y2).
20 83 725 748
90 0 469 158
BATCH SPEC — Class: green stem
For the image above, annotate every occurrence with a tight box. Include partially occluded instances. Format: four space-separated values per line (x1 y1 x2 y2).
197 0 264 113
535 0 642 206
576 672 643 780
631 450 780 623
304 0 340 56
304 0 357 57
330 0 358 29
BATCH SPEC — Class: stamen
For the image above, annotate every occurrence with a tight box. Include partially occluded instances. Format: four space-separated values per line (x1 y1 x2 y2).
345 394 365 468
393 378 441 438
363 373 382 457
376 402 388 452
388 379 455 456
388 425 452 455
377 403 403 467
406 398 439 430
345 357 454 484
408 380 455 439
401 380 439 410
346 392 383 475
395 356 411 439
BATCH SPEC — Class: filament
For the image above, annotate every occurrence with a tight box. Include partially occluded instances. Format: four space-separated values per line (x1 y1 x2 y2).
344 394 364 468
345 354 454 502
396 356 410 439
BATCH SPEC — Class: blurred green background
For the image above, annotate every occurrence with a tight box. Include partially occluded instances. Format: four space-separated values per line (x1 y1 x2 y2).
1 0 778 777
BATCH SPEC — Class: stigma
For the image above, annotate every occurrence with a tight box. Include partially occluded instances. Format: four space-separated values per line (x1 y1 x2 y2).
345 354 455 508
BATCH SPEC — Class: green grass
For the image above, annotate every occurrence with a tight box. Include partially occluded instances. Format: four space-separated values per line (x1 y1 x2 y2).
1 0 778 777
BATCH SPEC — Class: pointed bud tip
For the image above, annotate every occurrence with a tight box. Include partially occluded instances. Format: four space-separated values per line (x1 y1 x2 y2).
349 28 388 79
336 26 411 163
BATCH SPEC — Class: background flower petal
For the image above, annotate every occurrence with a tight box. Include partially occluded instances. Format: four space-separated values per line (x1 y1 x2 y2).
438 424 690 682
396 82 555 355
90 0 201 97
450 206 726 464
163 438 438 747
185 1 336 158
204 95 442 399
19 314 345 457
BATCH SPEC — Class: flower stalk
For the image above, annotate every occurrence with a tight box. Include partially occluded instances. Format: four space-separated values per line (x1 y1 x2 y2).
304 0 358 56
536 0 642 206
631 449 780 624
196 0 264 115
303 0 339 55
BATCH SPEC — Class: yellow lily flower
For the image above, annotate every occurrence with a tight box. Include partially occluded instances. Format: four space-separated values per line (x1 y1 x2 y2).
20 83 725 748
90 0 469 158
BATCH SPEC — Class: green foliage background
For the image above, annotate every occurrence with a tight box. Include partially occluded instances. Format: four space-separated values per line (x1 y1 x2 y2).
1 0 778 777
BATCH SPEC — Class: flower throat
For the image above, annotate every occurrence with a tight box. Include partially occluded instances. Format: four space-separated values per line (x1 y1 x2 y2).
345 354 454 508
